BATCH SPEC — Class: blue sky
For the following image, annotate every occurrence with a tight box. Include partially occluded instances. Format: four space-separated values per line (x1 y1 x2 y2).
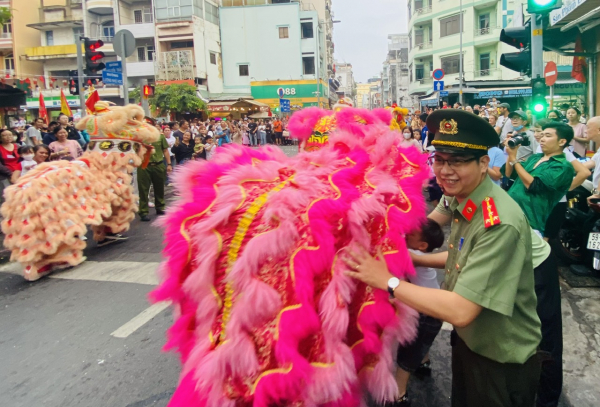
333 0 409 83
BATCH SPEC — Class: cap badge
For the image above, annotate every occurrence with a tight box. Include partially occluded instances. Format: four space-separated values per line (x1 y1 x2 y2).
439 119 458 135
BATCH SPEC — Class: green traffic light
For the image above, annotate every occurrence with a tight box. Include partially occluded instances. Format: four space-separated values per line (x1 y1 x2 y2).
534 103 545 113
532 0 553 5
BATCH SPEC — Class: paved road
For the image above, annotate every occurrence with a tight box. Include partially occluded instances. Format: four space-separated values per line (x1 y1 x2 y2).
0 146 597 407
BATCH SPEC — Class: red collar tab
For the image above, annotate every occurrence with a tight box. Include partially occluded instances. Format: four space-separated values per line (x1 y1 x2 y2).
483 197 501 228
461 199 477 221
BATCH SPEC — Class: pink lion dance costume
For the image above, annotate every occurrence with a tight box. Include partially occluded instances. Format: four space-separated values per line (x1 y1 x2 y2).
1 102 159 280
153 107 429 406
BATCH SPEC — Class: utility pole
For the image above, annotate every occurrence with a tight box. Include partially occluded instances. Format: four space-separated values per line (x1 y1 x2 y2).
120 34 129 104
140 78 150 116
530 14 543 80
76 37 86 117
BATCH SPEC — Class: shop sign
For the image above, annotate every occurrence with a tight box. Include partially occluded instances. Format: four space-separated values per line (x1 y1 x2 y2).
551 0 588 26
208 105 232 112
474 88 532 99
277 87 297 97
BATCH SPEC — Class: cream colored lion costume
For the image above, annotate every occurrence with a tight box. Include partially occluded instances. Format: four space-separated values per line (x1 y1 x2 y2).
1 102 159 281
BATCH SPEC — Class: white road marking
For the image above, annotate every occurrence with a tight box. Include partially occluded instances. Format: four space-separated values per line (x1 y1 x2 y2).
110 301 171 338
441 322 453 331
0 261 160 285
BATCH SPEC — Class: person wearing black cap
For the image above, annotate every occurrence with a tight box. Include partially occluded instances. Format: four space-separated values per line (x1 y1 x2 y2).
343 109 541 407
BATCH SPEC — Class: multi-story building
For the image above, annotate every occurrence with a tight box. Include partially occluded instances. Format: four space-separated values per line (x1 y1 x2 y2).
405 0 579 110
355 82 371 108
0 0 44 123
24 0 121 112
381 34 412 107
219 1 328 113
154 0 223 97
368 76 382 108
335 61 354 99
114 0 157 90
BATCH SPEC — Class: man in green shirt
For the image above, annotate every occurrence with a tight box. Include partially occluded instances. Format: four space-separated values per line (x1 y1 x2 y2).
137 133 172 221
344 110 541 407
503 121 575 236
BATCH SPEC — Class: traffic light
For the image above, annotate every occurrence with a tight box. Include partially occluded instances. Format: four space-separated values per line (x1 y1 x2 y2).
499 21 531 75
69 70 79 95
84 38 106 76
142 84 155 99
531 78 548 117
527 0 562 14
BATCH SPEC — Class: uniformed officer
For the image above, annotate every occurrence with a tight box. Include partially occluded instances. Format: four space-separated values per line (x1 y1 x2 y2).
138 132 172 221
344 109 541 407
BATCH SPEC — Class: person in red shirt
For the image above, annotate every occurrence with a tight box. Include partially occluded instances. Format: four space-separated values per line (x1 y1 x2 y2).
0 129 20 174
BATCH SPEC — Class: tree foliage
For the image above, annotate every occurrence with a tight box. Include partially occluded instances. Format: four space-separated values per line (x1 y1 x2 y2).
149 83 207 117
0 8 11 26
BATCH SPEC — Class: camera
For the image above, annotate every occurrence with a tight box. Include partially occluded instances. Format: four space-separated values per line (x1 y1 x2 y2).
507 132 531 148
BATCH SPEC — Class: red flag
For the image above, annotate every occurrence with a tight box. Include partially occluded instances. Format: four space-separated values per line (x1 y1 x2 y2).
39 93 49 125
571 36 587 83
85 89 100 114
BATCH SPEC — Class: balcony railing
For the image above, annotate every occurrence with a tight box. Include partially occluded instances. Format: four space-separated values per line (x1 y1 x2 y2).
475 25 499 36
417 78 433 85
415 41 432 50
415 6 432 16
155 50 194 82
474 68 502 78
544 51 573 66
0 32 11 39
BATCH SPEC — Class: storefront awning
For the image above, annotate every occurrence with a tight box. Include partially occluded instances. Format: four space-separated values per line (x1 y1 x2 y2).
207 101 236 112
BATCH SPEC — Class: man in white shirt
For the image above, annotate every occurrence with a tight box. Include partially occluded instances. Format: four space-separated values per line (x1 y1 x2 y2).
495 103 513 142
24 118 44 146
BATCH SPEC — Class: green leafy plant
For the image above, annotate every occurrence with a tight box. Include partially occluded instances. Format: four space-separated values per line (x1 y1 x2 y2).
0 8 11 26
149 83 207 117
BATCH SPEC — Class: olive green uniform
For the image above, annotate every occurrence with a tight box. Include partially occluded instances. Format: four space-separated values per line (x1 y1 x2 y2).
435 176 542 406
138 134 169 217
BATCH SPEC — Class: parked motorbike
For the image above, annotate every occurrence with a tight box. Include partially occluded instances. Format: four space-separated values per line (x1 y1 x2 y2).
551 180 600 277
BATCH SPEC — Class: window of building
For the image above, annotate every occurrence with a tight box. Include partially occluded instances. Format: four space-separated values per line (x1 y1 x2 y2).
144 8 154 23
414 0 423 9
45 31 54 46
205 1 219 25
303 56 315 75
134 10 143 23
72 27 83 42
414 29 424 46
415 64 424 80
137 46 147 62
102 21 115 40
440 14 463 37
4 54 14 72
301 22 313 39
480 53 490 74
441 54 463 75
239 64 249 76
479 13 490 30
279 26 289 39
155 0 197 21
210 52 216 65
2 20 11 37
171 40 194 49
430 60 433 72
147 45 155 61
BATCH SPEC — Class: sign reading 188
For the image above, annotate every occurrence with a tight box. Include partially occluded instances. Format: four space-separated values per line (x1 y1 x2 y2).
277 87 297 97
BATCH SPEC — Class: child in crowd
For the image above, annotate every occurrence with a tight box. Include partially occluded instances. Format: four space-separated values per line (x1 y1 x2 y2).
389 219 444 407
17 145 37 176
204 136 216 160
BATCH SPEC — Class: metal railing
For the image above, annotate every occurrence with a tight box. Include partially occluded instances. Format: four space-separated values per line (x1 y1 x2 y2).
418 78 433 85
99 36 114 43
415 41 432 50
0 32 11 40
415 6 432 16
474 25 499 36
474 68 502 78
155 50 194 82
544 51 573 66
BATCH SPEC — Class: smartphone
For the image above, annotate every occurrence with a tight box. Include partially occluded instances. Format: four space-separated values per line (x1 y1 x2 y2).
590 198 600 205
